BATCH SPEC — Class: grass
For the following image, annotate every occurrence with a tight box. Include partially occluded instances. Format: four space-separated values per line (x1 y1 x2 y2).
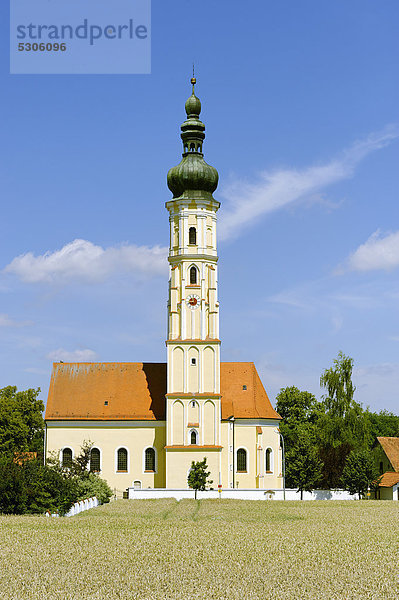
0 499 398 599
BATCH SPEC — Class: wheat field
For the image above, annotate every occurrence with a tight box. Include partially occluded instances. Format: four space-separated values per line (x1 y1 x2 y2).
0 499 398 599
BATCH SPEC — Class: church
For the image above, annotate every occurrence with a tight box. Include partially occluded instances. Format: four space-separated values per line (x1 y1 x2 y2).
44 78 283 496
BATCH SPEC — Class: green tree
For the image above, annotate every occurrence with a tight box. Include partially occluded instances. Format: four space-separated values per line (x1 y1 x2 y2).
0 456 78 515
318 352 371 487
0 386 44 456
75 472 112 504
341 449 380 500
276 387 322 489
0 455 27 514
320 351 356 418
368 410 399 440
285 434 323 499
276 386 321 426
48 441 112 504
187 458 213 499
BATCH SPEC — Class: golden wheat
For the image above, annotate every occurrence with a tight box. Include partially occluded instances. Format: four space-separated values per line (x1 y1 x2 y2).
0 500 397 599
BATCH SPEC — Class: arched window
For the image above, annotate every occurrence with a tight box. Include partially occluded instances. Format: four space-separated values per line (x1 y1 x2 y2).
145 448 155 472
62 448 72 468
117 448 128 472
189 227 197 245
190 266 197 285
237 448 247 472
266 448 273 472
190 430 198 445
90 448 101 472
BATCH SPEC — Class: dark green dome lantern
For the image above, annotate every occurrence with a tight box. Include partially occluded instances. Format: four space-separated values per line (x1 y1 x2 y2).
167 77 219 200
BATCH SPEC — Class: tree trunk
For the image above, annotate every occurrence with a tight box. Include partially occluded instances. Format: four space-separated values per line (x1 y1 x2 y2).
195 489 197 500
300 489 303 500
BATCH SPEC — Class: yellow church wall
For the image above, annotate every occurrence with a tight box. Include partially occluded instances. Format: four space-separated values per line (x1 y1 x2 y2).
203 346 215 392
172 401 184 445
187 347 199 391
203 401 215 445
172 347 184 391
167 397 221 447
219 421 282 490
46 422 166 497
167 342 220 395
166 449 221 489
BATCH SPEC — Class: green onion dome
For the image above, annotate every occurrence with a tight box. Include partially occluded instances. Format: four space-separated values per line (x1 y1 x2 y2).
167 78 219 200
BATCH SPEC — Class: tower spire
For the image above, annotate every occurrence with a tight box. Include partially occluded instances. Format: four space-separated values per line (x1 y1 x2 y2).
191 64 196 94
167 78 219 201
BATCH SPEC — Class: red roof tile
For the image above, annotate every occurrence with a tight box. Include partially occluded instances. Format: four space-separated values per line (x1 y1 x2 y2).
45 362 281 421
377 437 399 472
378 471 399 488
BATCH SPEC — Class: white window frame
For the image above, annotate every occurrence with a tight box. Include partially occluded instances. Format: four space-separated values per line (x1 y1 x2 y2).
115 446 129 474
59 446 74 467
187 264 199 285
236 446 249 473
265 447 274 474
90 446 102 473
188 428 199 445
142 446 157 474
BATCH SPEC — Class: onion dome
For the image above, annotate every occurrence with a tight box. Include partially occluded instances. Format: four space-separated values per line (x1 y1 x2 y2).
167 77 219 200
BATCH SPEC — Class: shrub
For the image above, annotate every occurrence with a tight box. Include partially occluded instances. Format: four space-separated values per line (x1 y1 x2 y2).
75 472 112 505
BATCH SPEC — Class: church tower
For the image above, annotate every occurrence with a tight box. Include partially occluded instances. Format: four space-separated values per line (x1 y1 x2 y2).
164 78 222 485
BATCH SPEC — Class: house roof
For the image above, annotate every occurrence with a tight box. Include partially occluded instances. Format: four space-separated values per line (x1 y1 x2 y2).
378 471 399 488
45 362 281 422
377 437 399 472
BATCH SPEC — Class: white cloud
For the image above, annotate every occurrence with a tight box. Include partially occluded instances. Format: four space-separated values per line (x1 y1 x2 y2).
3 239 168 285
345 230 399 272
46 348 98 362
218 125 399 241
0 313 32 327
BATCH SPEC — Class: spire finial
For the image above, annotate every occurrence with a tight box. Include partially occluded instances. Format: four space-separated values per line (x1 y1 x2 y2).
191 64 196 94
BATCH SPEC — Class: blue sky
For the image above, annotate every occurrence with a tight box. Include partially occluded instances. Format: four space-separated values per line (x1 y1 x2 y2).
1 0 398 413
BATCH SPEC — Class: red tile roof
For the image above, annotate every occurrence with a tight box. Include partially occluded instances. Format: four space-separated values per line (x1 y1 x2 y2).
45 362 281 421
378 471 399 488
377 437 399 472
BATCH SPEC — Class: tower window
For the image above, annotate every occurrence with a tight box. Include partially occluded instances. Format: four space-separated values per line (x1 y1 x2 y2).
90 448 101 472
237 448 247 472
191 401 196 408
190 430 198 445
190 266 197 285
189 227 197 245
190 358 197 366
145 448 156 472
117 448 128 472
242 385 247 390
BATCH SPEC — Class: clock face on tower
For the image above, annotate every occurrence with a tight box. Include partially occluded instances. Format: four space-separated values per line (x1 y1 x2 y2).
186 294 200 309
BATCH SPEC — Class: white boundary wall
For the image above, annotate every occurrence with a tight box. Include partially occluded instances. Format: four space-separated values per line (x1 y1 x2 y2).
127 488 357 500
64 496 99 517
